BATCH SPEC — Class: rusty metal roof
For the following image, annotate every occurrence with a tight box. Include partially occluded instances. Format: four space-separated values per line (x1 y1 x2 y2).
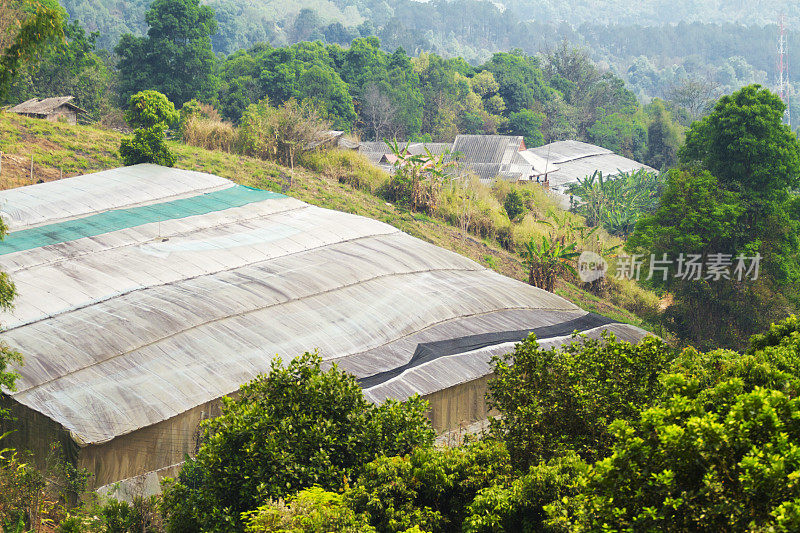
8 96 87 116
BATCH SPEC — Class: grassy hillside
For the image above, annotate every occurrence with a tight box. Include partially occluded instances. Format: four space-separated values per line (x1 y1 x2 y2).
0 111 659 329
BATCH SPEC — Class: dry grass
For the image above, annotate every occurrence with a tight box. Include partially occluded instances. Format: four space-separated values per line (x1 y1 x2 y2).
299 149 389 193
0 111 121 189
181 116 237 153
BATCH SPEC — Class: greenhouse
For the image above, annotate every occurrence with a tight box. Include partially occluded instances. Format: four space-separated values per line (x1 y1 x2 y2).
0 164 649 493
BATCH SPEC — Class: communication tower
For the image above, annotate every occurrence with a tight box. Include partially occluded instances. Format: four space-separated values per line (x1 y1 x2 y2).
778 13 791 127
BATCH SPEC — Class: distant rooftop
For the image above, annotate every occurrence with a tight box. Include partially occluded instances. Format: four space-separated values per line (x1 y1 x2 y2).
528 140 655 191
355 136 654 188
8 96 87 116
450 134 527 182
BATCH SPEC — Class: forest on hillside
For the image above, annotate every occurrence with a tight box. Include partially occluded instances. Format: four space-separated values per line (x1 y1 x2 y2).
1 0 696 174
55 0 800 122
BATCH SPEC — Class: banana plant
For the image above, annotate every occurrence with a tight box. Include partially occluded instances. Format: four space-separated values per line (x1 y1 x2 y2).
567 168 662 237
522 235 580 292
386 139 453 213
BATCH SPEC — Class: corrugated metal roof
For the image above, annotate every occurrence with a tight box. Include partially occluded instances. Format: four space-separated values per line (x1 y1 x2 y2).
527 140 656 190
8 96 87 116
0 164 649 446
451 135 522 165
449 135 528 181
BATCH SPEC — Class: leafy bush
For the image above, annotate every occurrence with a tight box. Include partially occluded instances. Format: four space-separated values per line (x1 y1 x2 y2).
667 315 800 397
488 332 673 467
463 453 589 533
550 378 800 531
124 90 180 130
347 439 514 533
161 351 434 531
120 126 177 167
242 487 375 533
503 189 525 220
120 90 178 167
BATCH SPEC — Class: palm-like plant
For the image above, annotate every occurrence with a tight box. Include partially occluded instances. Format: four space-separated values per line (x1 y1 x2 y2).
522 235 580 292
386 139 453 213
568 168 663 236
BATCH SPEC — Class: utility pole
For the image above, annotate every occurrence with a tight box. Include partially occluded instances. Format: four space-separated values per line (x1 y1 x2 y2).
778 13 792 127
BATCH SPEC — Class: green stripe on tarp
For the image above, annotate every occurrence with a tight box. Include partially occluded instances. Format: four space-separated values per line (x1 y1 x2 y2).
0 185 285 255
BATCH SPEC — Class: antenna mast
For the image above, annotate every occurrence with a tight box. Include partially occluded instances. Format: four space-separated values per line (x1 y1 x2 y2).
778 13 791 127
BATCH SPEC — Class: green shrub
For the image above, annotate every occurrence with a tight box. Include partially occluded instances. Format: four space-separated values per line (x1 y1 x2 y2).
120 126 176 167
503 189 526 220
463 453 588 533
124 90 179 130
488 332 673 467
242 487 375 533
347 439 514 533
120 90 178 167
161 352 434 531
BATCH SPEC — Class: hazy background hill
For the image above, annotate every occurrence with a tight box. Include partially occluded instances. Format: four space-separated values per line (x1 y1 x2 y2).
58 0 800 115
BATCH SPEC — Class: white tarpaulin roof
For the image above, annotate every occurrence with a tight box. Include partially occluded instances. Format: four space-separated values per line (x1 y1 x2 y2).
0 164 646 445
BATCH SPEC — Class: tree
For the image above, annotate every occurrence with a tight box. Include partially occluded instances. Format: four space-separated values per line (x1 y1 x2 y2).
625 169 776 349
680 84 800 201
631 85 800 348
0 217 19 403
503 189 525 220
479 52 552 114
119 90 178 167
256 44 357 130
666 77 719 123
568 169 664 236
386 141 452 214
4 19 112 120
297 64 356 130
587 111 648 161
645 99 682 170
551 373 800 531
238 98 330 168
160 351 434 531
115 0 218 106
521 235 579 292
290 8 323 42
505 109 545 147
0 3 63 100
488 332 671 468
